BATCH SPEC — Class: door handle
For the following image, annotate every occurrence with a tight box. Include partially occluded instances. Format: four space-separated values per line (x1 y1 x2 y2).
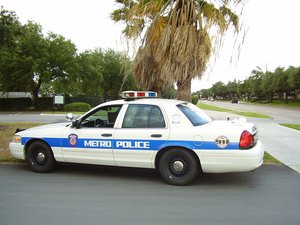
101 133 112 137
151 134 162 138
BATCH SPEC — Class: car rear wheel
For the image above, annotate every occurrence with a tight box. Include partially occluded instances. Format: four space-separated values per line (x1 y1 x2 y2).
26 141 56 173
159 148 199 185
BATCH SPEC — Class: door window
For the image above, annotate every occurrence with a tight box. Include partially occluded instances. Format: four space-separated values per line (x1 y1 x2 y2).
122 104 165 128
80 105 122 128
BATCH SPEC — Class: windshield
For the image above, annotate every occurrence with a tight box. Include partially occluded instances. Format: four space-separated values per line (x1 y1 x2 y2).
177 103 212 126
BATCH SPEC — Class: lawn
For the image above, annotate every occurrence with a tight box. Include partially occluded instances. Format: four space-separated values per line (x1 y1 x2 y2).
261 100 300 107
264 152 280 164
198 102 271 119
280 124 300 131
0 122 44 162
197 102 234 112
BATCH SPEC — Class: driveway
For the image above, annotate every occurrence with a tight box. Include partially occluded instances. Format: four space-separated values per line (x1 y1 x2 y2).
203 101 300 173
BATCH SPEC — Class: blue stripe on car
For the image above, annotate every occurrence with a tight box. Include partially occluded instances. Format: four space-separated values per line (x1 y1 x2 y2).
21 137 239 150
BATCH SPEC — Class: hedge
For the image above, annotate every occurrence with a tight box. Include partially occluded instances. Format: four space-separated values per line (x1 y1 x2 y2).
0 98 32 110
191 95 199 105
64 102 91 112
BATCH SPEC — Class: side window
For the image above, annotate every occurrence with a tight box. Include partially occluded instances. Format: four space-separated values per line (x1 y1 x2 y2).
122 104 165 128
81 105 122 128
177 103 212 126
149 106 166 128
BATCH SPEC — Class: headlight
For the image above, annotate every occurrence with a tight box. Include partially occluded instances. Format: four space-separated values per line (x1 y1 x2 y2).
12 135 21 143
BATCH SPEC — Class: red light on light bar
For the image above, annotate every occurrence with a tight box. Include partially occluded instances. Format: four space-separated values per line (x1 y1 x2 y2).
137 92 145 97
129 92 134 97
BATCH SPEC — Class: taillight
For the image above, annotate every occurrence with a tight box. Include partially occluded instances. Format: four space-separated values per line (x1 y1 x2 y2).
239 130 254 149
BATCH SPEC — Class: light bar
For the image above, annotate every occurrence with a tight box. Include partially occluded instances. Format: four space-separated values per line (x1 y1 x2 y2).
120 91 157 99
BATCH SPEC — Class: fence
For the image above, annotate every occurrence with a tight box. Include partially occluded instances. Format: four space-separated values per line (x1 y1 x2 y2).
0 96 119 111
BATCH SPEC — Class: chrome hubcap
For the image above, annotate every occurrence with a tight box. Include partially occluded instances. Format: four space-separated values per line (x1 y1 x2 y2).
36 152 45 162
173 161 184 172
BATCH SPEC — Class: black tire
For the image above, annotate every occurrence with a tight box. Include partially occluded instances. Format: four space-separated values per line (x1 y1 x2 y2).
26 141 56 173
159 148 199 185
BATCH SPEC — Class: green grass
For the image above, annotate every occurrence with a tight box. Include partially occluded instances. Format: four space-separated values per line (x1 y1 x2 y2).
234 111 271 119
264 152 280 164
0 122 44 162
280 124 300 131
198 102 271 119
251 100 300 107
197 102 234 112
268 100 300 107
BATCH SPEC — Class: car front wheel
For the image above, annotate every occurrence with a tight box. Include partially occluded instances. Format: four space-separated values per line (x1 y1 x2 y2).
26 141 56 173
159 148 199 185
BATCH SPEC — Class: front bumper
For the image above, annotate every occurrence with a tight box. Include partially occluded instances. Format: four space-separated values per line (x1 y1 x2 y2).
195 140 264 173
9 142 25 160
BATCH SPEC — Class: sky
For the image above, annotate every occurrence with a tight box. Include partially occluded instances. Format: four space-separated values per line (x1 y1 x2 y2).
1 0 300 92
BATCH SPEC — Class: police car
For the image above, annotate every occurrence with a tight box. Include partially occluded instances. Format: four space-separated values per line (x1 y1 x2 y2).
9 91 264 185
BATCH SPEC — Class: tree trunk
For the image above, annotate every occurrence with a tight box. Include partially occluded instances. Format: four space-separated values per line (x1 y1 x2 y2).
32 88 39 110
32 79 43 110
270 92 274 103
177 78 191 102
150 85 162 98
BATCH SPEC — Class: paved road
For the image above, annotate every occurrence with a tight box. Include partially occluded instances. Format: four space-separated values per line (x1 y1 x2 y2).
0 112 69 123
203 100 300 123
202 101 300 173
0 164 299 225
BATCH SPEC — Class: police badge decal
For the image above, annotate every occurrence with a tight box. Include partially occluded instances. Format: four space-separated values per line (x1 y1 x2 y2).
68 134 78 147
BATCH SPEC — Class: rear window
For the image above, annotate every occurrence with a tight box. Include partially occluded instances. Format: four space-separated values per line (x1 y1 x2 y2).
177 103 212 126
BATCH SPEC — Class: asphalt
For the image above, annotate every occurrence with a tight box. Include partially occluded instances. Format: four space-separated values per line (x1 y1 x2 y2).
1 163 299 225
205 110 300 174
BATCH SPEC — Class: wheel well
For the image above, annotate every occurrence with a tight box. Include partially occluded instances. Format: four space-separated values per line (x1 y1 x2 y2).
155 146 202 172
24 139 52 157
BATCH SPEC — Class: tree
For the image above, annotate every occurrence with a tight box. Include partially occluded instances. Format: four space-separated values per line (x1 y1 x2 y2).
76 49 105 96
211 81 226 99
247 70 263 101
0 7 22 91
226 80 238 98
75 49 137 99
287 66 300 100
273 67 290 102
0 19 77 109
112 0 240 101
0 7 21 50
162 85 177 99
199 88 213 99
100 49 137 101
260 71 275 102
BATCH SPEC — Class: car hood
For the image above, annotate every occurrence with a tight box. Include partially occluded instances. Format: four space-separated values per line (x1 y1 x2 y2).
17 122 71 136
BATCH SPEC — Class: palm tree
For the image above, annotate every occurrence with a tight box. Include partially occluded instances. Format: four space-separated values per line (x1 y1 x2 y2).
112 0 241 101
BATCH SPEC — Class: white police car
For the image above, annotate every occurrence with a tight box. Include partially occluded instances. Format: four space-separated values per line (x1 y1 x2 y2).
9 91 264 185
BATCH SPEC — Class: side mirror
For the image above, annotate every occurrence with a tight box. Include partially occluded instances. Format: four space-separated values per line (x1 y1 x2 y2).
72 119 80 129
66 113 74 121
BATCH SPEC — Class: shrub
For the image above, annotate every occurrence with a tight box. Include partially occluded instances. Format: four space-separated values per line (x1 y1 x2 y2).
191 95 199 105
0 98 32 110
64 102 91 112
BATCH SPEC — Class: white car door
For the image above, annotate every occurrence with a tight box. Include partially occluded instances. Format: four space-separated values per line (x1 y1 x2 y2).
114 103 170 168
62 104 123 166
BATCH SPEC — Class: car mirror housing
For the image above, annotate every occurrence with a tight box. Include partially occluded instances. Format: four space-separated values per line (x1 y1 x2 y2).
66 113 74 121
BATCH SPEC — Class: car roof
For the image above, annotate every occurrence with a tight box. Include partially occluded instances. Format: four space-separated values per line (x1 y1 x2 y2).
101 98 187 107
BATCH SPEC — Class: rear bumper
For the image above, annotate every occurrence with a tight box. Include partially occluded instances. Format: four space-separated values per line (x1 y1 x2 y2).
195 141 264 173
